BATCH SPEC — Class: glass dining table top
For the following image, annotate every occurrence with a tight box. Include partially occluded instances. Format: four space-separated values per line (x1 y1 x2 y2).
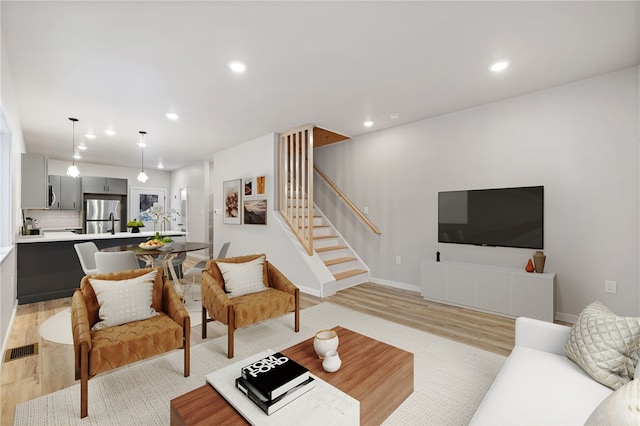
100 242 209 256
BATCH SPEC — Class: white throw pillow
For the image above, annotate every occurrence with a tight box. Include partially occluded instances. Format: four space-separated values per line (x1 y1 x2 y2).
90 270 158 331
565 301 640 389
584 378 640 426
217 256 267 298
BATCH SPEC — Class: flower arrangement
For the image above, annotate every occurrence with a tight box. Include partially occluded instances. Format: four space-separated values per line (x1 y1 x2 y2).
143 205 179 234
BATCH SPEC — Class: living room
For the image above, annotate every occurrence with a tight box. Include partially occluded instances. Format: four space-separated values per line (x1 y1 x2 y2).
1 1 639 424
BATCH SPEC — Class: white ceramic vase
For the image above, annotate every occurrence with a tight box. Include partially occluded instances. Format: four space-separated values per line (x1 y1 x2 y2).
322 351 342 373
313 329 339 359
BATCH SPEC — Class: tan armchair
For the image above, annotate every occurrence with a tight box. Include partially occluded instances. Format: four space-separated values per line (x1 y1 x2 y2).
71 267 190 418
201 254 300 358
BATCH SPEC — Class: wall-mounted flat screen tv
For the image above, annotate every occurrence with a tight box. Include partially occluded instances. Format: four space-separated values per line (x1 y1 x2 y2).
438 186 543 249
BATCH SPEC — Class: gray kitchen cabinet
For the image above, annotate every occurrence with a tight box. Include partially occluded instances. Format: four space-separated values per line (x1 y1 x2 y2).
21 153 48 209
48 175 81 210
82 176 128 195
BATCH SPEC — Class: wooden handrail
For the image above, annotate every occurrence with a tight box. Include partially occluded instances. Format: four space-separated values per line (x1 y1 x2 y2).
313 165 381 235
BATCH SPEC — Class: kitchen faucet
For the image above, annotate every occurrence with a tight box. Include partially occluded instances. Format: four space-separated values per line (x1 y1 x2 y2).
109 212 115 234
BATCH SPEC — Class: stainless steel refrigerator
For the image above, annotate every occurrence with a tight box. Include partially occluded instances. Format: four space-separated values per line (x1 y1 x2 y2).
85 199 121 234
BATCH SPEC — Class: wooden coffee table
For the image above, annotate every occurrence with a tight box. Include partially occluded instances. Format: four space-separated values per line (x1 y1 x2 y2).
170 326 414 425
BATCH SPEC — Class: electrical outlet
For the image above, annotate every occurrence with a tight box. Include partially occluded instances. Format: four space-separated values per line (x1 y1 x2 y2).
604 280 617 294
396 256 401 265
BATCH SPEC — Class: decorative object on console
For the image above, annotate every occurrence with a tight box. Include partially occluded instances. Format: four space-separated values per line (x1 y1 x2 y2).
534 250 546 273
564 301 640 390
314 329 339 359
322 350 342 373
525 258 535 273
137 131 149 183
436 251 440 262
66 117 80 178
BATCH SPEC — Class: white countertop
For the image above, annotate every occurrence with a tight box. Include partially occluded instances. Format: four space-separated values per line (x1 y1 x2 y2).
17 230 186 244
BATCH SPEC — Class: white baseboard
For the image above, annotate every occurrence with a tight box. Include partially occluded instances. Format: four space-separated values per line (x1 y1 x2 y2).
554 312 577 324
299 285 322 298
369 276 421 293
0 299 18 377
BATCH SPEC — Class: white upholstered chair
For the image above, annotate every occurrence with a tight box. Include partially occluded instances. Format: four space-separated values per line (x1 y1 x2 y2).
74 242 99 275
95 251 141 274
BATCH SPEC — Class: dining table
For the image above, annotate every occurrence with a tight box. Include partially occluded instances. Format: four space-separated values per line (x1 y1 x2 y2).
100 241 209 298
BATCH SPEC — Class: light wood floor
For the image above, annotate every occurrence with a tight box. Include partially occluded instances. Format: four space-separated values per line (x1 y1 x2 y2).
0 258 515 425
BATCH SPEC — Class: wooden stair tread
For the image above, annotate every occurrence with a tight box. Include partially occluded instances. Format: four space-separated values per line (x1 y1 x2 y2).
324 256 357 266
315 245 347 253
298 225 330 229
313 235 336 240
334 269 367 280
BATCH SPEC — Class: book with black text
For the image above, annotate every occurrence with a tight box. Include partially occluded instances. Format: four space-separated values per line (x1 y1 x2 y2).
235 376 315 415
240 351 310 400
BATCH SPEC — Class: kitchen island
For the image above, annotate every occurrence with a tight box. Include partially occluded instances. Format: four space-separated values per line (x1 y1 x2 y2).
16 231 186 304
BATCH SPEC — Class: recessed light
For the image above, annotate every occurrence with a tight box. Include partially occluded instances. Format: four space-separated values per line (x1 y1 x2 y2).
84 133 96 139
73 153 82 159
78 145 87 150
363 121 374 127
166 112 179 121
157 162 164 169
228 61 247 73
390 113 400 120
104 129 116 136
490 60 510 72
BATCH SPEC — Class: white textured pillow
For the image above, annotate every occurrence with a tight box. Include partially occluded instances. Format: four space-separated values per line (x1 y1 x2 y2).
584 379 640 426
565 301 640 389
217 256 266 298
90 270 158 331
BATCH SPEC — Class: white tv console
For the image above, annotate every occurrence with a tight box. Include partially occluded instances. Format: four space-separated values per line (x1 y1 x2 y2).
420 260 555 322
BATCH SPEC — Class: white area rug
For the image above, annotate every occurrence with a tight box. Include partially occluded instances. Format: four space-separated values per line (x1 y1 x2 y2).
19 303 505 426
38 298 204 345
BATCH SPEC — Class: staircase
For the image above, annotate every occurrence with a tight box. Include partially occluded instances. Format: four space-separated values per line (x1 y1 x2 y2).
278 124 374 293
305 210 369 290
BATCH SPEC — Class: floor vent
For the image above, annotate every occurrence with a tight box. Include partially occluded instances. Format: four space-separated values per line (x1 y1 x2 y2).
4 343 38 362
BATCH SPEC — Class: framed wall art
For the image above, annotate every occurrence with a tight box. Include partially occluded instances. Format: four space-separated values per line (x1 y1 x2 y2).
244 177 254 197
223 179 242 224
243 199 267 225
256 176 266 195
130 187 166 223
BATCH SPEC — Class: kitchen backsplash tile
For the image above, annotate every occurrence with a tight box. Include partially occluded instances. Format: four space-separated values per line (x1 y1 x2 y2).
24 210 82 229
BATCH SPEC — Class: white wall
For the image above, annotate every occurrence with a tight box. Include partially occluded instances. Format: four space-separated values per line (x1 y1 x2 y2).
0 29 25 359
170 160 212 255
213 133 327 294
314 67 639 319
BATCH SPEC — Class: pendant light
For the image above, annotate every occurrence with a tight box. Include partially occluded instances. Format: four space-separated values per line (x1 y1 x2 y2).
66 117 80 178
137 131 149 183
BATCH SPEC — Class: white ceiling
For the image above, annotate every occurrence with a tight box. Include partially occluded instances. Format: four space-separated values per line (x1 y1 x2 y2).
2 1 638 171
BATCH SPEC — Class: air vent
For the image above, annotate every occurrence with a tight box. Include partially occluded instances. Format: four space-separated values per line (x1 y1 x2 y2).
4 343 38 362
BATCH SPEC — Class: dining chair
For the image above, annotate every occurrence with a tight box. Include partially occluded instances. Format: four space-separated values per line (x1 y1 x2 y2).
74 242 99 275
95 251 141 274
184 242 230 281
183 242 230 300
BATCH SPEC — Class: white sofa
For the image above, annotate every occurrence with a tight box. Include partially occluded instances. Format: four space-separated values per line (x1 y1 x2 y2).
470 317 613 425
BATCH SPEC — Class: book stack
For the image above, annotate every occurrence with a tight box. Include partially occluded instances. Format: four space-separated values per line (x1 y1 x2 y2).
235 352 315 415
